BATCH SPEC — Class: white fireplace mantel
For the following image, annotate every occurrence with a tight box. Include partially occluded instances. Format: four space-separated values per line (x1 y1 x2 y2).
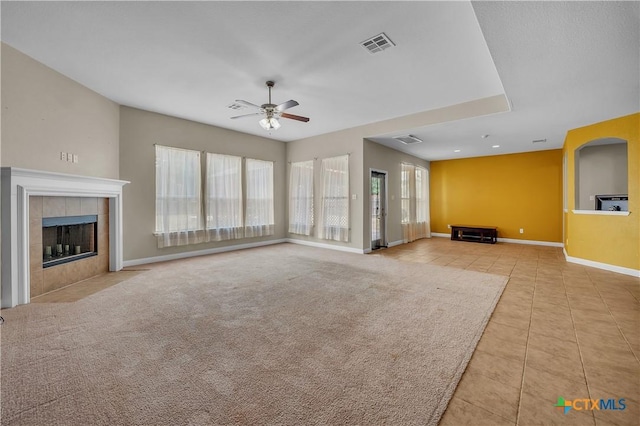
1 167 129 308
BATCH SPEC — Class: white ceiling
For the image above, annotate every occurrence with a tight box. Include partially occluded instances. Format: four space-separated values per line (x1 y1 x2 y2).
1 1 638 161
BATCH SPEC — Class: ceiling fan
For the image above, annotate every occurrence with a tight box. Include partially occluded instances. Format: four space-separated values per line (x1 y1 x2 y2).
231 81 310 130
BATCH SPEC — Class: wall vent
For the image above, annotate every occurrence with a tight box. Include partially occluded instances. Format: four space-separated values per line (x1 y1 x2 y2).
532 138 547 144
360 32 395 54
394 135 423 145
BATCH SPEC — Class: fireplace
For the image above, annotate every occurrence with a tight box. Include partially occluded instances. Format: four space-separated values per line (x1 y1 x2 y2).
1 167 129 308
42 215 98 268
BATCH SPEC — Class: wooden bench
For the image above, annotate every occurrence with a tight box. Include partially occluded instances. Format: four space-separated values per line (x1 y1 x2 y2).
451 225 497 244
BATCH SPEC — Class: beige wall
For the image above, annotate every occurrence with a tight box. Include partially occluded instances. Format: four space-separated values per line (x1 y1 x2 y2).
285 95 489 251
363 139 429 248
119 106 286 262
576 142 628 210
1 43 119 178
286 127 365 251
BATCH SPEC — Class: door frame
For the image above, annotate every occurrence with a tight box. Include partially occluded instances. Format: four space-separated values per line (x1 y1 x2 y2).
369 168 388 251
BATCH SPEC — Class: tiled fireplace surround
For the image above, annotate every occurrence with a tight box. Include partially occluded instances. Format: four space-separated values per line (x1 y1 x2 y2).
1 167 128 308
30 196 110 298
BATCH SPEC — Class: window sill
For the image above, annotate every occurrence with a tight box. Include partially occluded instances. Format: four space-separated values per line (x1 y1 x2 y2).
571 210 630 216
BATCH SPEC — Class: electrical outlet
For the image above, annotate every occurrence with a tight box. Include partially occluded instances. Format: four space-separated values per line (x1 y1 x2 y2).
352 194 357 200
447 224 451 229
72 154 79 163
589 195 595 201
519 228 524 234
60 152 67 161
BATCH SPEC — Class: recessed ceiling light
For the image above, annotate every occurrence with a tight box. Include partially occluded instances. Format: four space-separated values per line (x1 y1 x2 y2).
454 149 461 153
492 145 500 148
481 134 490 139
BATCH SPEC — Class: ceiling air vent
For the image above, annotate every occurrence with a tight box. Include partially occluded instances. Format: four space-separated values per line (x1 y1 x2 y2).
394 135 423 145
360 32 395 54
532 138 547 144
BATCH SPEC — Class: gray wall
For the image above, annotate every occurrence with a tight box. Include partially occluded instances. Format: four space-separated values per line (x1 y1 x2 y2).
119 106 286 262
287 114 440 250
1 43 120 178
576 142 628 210
363 139 429 249
285 127 365 251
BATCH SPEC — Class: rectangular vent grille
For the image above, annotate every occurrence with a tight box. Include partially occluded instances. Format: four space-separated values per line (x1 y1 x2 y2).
227 103 246 110
361 32 395 54
532 138 547 144
394 135 423 145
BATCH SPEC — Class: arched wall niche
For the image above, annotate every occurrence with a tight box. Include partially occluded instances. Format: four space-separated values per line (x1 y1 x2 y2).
574 138 628 210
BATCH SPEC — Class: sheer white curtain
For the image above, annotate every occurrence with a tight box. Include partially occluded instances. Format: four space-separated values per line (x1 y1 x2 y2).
401 163 430 243
415 166 431 238
319 155 349 242
155 145 204 248
205 153 244 241
245 158 275 238
288 160 314 235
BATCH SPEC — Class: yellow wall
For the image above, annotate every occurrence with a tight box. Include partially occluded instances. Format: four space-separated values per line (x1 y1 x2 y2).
430 150 563 242
564 113 639 271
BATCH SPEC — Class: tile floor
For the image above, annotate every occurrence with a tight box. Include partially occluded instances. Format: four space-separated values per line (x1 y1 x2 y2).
30 270 143 303
374 237 639 426
27 238 639 425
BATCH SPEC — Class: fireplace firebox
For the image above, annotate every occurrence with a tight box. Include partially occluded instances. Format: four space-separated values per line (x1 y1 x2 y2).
42 215 98 268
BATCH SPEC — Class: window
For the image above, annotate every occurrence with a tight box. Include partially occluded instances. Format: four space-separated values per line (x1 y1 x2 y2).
401 162 430 243
245 158 275 237
401 163 412 224
155 145 203 247
320 155 349 242
416 166 429 223
205 153 244 241
289 160 314 235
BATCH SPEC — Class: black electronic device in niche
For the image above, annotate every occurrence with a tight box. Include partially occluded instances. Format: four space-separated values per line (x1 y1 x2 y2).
595 195 628 212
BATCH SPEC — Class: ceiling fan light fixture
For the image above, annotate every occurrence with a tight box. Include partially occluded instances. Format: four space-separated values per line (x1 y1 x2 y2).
259 116 280 130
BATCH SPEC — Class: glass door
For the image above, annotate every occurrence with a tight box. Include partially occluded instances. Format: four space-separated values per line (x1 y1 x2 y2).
371 171 387 249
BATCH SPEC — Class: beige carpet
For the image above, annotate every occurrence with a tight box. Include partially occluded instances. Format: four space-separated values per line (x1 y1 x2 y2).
1 243 508 425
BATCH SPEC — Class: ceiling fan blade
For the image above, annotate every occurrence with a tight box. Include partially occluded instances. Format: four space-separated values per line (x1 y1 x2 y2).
281 112 310 123
275 100 299 112
235 99 261 109
231 112 261 119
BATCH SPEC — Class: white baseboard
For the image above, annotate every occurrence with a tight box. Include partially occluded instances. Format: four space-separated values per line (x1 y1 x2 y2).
364 240 403 253
388 240 404 248
285 238 365 254
497 237 563 247
563 248 640 278
431 232 563 247
431 233 450 238
123 239 287 267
